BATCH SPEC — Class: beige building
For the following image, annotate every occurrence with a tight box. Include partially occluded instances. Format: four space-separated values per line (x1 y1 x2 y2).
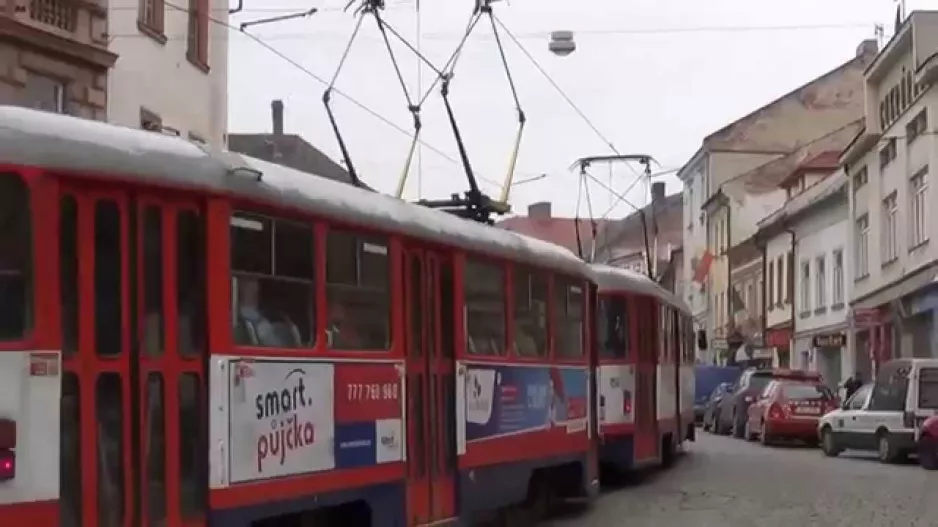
843 11 938 372
0 0 115 119
682 39 878 364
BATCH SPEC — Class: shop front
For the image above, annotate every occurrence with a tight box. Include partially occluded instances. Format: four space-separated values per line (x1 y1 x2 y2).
765 325 792 368
812 331 846 389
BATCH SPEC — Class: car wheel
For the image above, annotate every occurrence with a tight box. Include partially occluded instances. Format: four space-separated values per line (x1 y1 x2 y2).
732 412 745 439
744 419 756 441
820 427 840 457
759 420 772 446
877 431 900 463
920 436 938 471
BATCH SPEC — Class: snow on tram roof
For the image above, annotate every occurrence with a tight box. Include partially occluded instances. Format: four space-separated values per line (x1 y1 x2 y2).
590 264 690 314
0 106 589 277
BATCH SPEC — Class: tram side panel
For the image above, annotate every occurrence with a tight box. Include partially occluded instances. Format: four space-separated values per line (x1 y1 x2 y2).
595 362 636 471
456 360 593 518
207 356 407 527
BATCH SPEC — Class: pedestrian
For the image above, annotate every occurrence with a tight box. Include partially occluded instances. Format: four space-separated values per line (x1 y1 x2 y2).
843 372 863 401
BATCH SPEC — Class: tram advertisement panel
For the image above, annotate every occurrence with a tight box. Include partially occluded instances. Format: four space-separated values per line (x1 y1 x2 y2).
464 364 588 441
226 359 404 484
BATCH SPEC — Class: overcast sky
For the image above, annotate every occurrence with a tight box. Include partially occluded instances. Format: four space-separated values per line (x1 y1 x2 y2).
227 0 927 220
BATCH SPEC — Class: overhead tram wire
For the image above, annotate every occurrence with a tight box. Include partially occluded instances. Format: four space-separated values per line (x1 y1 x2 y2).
161 0 504 190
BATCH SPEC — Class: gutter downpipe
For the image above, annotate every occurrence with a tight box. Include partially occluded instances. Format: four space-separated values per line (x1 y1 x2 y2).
784 227 797 369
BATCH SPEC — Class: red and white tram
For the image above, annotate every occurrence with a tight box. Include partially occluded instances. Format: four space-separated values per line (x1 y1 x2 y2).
0 106 692 526
592 265 695 474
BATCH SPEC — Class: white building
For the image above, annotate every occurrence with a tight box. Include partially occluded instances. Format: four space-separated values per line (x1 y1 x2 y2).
679 39 876 365
107 0 229 146
842 11 938 370
787 171 852 385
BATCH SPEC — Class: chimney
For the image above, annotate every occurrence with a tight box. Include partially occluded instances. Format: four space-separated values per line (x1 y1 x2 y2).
528 202 552 219
856 39 878 58
651 182 666 203
271 99 284 137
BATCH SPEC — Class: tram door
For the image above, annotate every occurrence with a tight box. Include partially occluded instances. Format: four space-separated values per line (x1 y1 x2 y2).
404 249 457 526
632 297 658 464
58 186 207 527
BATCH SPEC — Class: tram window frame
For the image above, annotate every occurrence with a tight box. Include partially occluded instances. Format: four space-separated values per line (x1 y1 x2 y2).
598 294 628 360
230 211 316 350
464 257 507 357
324 228 391 351
553 276 585 359
512 266 549 359
0 173 33 343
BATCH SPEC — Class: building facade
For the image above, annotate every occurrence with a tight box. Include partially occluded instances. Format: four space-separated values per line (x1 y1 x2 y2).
681 39 879 365
843 11 938 372
107 0 228 145
0 0 116 118
788 171 852 387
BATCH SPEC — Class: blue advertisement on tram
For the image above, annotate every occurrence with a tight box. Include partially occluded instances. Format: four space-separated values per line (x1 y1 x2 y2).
464 364 588 442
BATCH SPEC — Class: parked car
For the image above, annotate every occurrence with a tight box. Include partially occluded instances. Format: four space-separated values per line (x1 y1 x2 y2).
920 415 938 470
714 367 822 438
694 365 741 423
818 358 938 464
744 379 838 446
701 382 734 432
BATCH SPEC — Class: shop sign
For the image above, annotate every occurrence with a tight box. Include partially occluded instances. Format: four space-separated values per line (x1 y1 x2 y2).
765 328 791 348
851 308 880 329
812 333 845 348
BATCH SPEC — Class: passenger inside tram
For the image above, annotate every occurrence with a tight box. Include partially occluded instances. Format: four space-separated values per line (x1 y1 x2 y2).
234 276 301 348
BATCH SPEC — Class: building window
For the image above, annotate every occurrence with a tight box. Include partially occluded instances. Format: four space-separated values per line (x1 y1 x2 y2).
832 249 844 307
883 192 898 264
745 281 754 313
22 71 65 114
138 0 165 36
910 166 929 248
187 0 209 70
767 260 774 307
776 255 784 306
800 260 811 315
879 138 897 170
855 214 870 279
815 255 826 309
852 165 868 192
907 108 927 144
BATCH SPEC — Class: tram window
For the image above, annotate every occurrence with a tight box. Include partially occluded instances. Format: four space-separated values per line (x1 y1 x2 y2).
598 296 628 359
512 267 548 358
96 373 125 527
95 201 123 356
231 212 314 349
0 173 32 341
464 258 506 356
60 372 81 527
554 277 584 358
60 195 78 355
145 373 167 523
143 206 164 356
325 230 390 350
177 210 205 356
178 373 205 517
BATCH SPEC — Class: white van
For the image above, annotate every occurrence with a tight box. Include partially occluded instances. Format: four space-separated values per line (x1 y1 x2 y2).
817 358 938 463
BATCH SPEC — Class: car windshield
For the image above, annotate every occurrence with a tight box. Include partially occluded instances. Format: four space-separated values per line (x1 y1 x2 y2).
782 383 833 400
748 374 773 391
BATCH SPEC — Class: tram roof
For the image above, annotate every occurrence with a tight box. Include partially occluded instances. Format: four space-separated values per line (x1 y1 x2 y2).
590 264 690 314
0 106 589 277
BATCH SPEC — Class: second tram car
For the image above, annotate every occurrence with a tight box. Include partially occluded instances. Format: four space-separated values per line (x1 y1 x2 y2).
592 265 695 474
0 106 693 526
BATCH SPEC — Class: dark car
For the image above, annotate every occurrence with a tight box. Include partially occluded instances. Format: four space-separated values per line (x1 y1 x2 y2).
713 367 822 439
701 382 734 432
694 365 741 423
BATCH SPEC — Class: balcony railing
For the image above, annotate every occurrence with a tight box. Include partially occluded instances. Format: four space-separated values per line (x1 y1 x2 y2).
28 0 75 31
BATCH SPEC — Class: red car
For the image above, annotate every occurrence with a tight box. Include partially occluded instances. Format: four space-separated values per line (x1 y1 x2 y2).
920 415 938 470
745 379 839 446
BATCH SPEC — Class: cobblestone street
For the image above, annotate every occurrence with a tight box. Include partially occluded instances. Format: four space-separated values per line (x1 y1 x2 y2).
547 431 938 527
